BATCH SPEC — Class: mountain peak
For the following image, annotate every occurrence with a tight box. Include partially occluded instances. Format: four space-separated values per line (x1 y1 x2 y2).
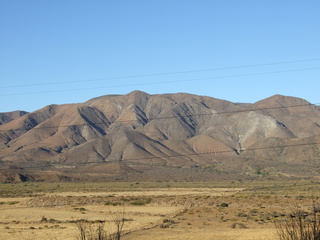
127 90 149 96
254 94 311 107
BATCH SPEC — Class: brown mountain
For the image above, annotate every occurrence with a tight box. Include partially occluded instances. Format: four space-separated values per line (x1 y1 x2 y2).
0 111 28 125
0 91 320 182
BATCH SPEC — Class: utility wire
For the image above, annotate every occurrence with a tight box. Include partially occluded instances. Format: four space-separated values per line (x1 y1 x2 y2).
1 57 320 89
1 141 320 169
66 141 320 166
0 102 319 133
1 66 320 97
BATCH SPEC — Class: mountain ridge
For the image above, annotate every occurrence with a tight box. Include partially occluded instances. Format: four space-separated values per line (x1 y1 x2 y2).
0 91 320 182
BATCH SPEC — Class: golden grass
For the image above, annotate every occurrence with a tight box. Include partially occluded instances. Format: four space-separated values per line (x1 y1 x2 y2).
0 179 320 239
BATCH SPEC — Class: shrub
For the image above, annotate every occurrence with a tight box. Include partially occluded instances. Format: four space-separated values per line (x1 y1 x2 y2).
274 202 320 240
159 223 170 228
74 207 87 212
220 203 229 208
76 221 107 240
105 202 121 206
130 200 146 206
237 223 247 229
163 219 175 224
75 208 127 240
230 223 247 229
236 211 248 217
130 198 152 206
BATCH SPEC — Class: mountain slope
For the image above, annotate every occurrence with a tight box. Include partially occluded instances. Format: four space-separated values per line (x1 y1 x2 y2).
0 91 320 181
0 111 28 125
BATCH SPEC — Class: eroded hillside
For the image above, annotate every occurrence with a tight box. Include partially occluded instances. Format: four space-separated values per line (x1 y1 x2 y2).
1 91 320 181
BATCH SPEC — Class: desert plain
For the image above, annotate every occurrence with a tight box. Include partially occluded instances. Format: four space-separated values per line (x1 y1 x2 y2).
1 180 319 240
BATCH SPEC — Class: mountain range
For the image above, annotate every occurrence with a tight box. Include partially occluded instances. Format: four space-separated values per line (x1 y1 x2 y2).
1 91 320 182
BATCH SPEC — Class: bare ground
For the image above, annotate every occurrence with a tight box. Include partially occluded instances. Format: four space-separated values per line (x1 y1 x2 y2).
0 181 319 240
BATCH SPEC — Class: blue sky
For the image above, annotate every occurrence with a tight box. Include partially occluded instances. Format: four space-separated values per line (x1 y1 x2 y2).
1 1 320 112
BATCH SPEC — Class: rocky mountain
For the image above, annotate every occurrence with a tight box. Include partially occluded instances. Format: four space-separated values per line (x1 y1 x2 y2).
0 111 28 125
1 91 320 182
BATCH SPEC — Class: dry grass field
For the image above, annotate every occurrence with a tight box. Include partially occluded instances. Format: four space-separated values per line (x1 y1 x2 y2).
0 180 319 240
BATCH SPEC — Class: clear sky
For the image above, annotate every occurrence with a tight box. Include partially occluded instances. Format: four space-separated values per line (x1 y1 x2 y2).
1 0 320 112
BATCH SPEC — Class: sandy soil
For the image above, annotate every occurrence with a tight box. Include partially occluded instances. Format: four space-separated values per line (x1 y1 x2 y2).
0 186 312 240
0 203 181 240
46 187 244 197
123 228 277 240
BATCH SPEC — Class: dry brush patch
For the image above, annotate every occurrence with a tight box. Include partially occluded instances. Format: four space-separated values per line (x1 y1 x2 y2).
1 180 320 239
0 188 188 240
274 202 320 240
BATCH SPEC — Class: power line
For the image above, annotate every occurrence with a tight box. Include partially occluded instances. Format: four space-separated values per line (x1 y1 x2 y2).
1 66 320 97
1 141 320 169
78 141 320 165
0 102 319 133
1 57 320 89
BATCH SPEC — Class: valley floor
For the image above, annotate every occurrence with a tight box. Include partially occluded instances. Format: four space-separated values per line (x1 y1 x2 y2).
0 180 319 240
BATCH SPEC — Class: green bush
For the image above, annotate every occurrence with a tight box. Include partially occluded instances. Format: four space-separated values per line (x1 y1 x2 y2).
130 200 146 206
220 203 229 208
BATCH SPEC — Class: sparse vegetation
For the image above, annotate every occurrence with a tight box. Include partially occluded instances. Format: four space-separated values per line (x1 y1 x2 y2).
110 207 126 240
219 202 229 208
75 208 127 240
1 181 320 239
231 223 247 229
74 207 87 212
76 221 108 240
274 202 320 240
105 202 122 206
